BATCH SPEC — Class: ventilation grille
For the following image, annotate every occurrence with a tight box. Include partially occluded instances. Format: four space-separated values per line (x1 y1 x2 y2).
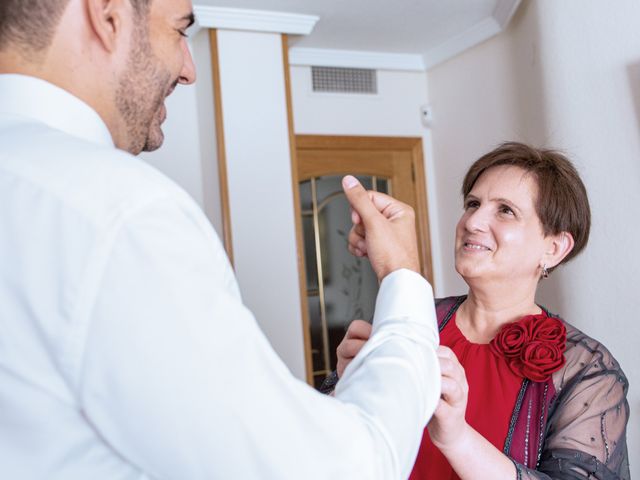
311 66 377 94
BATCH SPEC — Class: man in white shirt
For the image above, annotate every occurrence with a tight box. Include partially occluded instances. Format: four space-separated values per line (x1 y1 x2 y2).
0 0 440 478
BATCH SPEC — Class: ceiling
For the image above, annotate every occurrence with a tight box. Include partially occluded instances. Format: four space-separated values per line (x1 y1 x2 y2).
193 0 520 67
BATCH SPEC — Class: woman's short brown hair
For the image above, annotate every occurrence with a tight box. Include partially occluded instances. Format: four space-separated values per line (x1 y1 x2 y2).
462 142 591 269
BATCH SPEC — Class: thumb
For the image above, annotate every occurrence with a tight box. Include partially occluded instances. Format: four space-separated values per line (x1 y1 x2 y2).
342 175 381 226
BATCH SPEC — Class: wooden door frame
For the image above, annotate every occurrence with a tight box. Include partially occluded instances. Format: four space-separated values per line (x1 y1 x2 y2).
294 135 435 284
282 37 315 385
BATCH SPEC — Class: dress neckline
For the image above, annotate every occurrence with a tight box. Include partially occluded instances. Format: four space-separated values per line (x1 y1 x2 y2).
450 309 549 347
450 313 491 346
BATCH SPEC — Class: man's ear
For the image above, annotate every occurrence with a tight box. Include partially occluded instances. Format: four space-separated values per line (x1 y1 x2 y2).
543 231 575 270
86 0 127 53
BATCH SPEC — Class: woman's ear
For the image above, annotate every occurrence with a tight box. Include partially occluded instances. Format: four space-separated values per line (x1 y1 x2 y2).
85 0 127 53
543 231 575 270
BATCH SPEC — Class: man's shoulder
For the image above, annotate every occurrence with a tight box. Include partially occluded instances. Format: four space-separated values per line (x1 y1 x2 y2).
0 120 193 227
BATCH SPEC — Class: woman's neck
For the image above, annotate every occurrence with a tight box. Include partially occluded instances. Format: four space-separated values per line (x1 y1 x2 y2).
456 284 541 343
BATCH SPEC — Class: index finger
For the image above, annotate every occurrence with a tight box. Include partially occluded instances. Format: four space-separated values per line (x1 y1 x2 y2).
345 319 372 340
436 345 455 359
437 346 464 367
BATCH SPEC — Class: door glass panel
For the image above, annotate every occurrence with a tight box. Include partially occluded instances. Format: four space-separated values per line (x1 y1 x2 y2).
299 174 390 389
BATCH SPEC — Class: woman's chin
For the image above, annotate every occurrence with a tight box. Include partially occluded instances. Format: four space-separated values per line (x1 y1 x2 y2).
455 257 483 277
455 261 493 286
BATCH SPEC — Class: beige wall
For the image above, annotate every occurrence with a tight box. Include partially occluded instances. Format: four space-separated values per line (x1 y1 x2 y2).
428 0 640 472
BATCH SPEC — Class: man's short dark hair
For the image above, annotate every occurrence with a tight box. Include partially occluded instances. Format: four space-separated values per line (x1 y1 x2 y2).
0 0 152 57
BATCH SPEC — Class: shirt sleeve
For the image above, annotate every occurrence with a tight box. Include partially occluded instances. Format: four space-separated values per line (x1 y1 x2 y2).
511 333 630 480
77 196 440 480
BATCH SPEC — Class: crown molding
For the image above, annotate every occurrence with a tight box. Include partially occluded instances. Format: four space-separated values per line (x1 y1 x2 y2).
493 0 521 28
191 5 318 36
288 48 426 72
423 16 501 69
288 0 520 72
190 1 520 71
423 0 521 69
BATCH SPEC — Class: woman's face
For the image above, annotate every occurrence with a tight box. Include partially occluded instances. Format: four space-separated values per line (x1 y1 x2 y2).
455 165 549 285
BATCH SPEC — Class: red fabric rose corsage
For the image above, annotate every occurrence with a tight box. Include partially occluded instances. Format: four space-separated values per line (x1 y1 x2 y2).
490 314 567 382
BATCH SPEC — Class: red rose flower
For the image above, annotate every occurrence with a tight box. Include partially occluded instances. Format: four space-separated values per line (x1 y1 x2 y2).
490 314 567 382
513 341 566 382
490 322 530 358
529 317 567 352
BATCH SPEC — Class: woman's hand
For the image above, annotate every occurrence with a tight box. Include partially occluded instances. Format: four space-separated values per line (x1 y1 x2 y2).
336 320 372 378
427 346 518 479
428 346 470 451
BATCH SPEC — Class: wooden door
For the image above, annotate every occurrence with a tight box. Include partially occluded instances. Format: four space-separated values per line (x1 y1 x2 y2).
294 135 433 388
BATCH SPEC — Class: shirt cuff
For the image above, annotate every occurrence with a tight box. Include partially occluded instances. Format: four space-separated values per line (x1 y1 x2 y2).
373 269 435 330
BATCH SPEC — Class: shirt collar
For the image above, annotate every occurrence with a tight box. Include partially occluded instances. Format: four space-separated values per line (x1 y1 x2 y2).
0 74 114 148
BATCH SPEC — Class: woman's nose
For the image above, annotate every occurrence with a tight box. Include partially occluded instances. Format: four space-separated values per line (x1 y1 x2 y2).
464 207 489 232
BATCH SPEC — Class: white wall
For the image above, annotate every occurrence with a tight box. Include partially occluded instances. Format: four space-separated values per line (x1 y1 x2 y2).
140 29 223 236
428 0 639 473
216 29 306 380
141 29 307 381
290 66 445 294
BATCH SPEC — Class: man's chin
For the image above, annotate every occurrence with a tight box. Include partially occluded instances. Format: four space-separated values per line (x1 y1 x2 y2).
142 106 167 152
142 128 164 152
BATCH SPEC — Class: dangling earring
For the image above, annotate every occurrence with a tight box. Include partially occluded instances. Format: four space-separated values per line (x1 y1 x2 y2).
541 264 549 279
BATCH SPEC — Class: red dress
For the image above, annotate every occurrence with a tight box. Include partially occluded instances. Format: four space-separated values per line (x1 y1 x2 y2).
409 313 524 480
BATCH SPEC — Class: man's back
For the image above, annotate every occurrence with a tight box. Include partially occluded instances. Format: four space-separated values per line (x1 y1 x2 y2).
0 74 225 478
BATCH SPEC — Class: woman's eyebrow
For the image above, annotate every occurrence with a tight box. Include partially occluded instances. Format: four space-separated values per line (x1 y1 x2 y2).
493 197 522 214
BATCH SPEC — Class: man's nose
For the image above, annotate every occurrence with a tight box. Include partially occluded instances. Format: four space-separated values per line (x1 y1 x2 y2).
178 39 196 85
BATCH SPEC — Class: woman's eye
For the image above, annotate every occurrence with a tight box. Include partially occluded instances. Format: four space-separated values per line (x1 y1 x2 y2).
464 200 479 210
178 30 188 38
499 205 515 215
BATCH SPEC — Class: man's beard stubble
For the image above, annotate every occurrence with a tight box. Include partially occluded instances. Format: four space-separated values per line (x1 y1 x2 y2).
115 21 174 155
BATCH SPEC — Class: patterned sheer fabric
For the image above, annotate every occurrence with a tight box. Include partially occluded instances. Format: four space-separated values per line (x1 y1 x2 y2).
321 296 631 480
513 321 630 479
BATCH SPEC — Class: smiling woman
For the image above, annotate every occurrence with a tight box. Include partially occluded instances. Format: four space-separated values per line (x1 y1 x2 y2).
328 142 630 480
460 142 590 272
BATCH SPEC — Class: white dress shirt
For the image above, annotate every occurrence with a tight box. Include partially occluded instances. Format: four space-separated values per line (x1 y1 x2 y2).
0 74 440 479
